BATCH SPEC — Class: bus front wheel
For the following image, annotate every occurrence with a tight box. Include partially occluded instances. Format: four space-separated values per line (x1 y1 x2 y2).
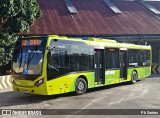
75 78 87 95
131 71 138 84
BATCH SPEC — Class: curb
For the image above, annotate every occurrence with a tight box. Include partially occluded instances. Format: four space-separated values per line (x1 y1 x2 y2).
0 75 12 90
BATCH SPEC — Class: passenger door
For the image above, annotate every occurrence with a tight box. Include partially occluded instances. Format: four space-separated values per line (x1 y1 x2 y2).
119 49 128 79
95 49 105 85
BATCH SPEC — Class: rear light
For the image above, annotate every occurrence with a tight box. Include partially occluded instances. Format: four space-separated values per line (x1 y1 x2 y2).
34 79 44 87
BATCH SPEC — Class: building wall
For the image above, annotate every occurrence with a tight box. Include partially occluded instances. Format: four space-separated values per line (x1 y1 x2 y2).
148 41 160 65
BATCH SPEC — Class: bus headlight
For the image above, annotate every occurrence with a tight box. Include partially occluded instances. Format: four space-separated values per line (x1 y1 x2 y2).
34 79 44 87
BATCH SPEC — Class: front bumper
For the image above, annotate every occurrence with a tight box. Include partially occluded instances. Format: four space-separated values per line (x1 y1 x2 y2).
12 83 48 95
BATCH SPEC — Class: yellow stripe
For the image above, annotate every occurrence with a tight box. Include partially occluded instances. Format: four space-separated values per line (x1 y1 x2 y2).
0 84 3 89
157 66 160 73
152 66 157 74
2 76 7 88
7 76 12 86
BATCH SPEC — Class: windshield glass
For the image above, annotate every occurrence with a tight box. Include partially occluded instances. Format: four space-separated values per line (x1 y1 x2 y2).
12 38 46 75
13 46 44 75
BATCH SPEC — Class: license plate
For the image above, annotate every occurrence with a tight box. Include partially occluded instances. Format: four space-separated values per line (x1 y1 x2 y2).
22 90 28 93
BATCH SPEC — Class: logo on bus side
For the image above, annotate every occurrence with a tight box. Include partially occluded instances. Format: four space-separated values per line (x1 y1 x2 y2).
105 71 115 75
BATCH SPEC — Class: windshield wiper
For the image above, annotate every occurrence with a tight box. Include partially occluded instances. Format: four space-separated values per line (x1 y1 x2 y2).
19 49 22 69
48 64 59 71
26 52 35 69
26 47 38 69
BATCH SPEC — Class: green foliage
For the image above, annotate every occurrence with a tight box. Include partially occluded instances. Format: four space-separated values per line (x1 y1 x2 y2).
0 33 17 65
0 0 41 33
0 0 41 67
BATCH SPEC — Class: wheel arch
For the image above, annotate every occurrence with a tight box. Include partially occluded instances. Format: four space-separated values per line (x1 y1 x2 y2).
77 75 88 87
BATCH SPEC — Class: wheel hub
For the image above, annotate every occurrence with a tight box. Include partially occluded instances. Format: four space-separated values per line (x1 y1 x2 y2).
132 72 137 82
77 81 84 91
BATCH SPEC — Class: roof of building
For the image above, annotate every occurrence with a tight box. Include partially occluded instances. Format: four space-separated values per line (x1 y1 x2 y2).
28 0 160 35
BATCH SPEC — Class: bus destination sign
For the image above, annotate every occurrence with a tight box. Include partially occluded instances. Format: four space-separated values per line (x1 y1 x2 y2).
21 40 42 46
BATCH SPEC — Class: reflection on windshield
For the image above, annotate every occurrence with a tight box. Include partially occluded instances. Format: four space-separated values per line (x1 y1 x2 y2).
13 47 43 75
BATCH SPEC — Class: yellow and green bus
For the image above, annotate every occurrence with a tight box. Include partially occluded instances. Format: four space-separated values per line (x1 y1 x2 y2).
11 35 151 95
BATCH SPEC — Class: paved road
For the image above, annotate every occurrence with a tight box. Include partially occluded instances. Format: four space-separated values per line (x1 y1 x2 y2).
0 74 160 118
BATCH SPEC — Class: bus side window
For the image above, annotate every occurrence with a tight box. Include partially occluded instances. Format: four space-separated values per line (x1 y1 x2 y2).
128 49 150 67
70 54 80 71
59 51 68 68
105 48 119 69
48 50 68 68
48 50 59 67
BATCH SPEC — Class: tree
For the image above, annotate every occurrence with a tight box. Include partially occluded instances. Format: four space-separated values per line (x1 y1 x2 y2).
0 0 41 75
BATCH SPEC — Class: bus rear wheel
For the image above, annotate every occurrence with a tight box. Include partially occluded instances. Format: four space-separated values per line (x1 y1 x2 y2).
75 78 87 95
131 71 138 84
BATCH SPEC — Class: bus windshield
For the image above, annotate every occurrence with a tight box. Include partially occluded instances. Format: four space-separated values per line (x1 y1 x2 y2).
13 46 44 75
12 38 47 76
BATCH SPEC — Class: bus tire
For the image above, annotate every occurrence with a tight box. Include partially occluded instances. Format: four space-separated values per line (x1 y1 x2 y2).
75 78 87 95
131 71 138 84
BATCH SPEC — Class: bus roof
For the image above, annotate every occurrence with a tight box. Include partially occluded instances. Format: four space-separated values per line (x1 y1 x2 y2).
49 35 151 50
20 35 151 50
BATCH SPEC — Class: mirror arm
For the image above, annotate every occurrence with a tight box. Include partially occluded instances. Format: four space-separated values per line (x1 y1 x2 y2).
47 46 56 50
